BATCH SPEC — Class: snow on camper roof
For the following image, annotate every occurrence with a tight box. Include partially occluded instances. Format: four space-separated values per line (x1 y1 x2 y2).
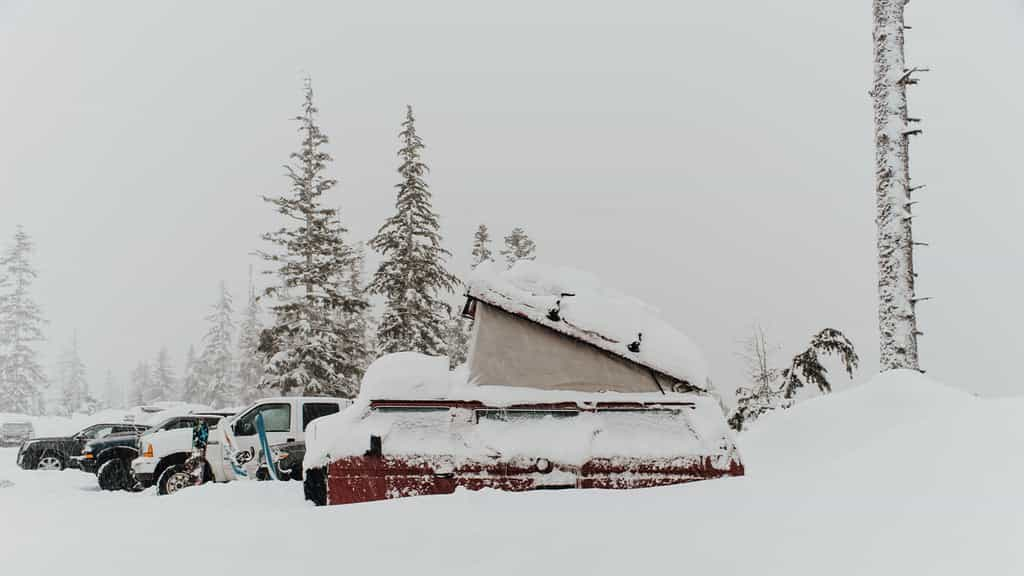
466 261 710 391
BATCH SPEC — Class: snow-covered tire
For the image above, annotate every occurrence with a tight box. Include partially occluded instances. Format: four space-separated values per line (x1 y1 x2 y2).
97 459 131 491
157 465 190 496
35 452 64 471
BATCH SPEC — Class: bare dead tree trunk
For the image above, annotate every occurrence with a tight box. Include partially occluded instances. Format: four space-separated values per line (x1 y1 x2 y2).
873 0 921 371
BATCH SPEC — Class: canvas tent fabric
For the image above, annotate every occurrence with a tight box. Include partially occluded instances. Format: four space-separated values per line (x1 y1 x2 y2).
468 302 682 393
465 262 710 391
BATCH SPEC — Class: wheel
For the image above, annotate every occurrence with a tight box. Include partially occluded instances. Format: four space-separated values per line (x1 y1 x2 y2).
97 459 131 491
157 465 192 496
35 452 64 471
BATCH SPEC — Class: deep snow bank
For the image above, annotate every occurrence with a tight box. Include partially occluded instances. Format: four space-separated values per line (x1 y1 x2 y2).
3 370 1023 576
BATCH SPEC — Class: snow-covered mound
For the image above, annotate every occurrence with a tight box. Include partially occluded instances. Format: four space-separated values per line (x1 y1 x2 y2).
358 351 454 400
4 370 1022 576
467 261 710 390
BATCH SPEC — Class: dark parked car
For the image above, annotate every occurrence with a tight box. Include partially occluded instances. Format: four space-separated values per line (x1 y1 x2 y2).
1 421 35 446
75 412 234 491
16 423 149 471
257 440 305 481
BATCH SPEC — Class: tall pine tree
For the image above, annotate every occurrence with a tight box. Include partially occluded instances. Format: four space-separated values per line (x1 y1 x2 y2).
57 332 88 416
103 369 120 409
333 242 375 396
181 345 201 403
129 361 149 408
236 267 264 404
0 226 46 414
149 346 176 403
198 282 235 407
471 224 494 267
501 227 536 269
258 79 366 397
370 106 458 356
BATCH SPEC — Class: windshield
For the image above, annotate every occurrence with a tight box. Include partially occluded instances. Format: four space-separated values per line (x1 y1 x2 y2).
77 425 117 440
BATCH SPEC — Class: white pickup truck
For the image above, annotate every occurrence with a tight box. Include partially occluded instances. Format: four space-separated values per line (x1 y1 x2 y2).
131 397 350 495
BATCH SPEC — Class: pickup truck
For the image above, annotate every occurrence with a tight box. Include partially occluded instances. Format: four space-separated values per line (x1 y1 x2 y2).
132 397 349 495
75 411 235 491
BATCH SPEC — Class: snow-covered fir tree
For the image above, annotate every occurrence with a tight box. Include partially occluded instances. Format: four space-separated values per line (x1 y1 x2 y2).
728 328 859 431
471 224 494 267
258 79 368 397
57 332 88 416
333 242 375 395
501 227 536 269
236 268 264 405
148 346 176 403
369 105 458 356
103 369 120 409
129 361 149 407
198 281 236 407
0 226 46 414
444 313 470 369
180 345 201 404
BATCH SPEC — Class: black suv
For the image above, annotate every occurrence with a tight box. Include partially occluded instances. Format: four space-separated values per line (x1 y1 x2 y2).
15 423 149 471
76 412 232 491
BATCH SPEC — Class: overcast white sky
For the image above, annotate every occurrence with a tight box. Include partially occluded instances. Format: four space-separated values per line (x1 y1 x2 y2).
1 0 1022 400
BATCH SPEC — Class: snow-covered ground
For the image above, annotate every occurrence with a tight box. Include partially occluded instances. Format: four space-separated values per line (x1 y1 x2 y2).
2 370 1022 575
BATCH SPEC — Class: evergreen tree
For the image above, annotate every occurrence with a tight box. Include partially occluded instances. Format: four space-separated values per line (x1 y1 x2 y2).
129 361 149 407
471 224 494 267
181 345 201 403
444 314 470 369
501 227 536 269
57 332 88 416
333 242 375 395
236 268 264 404
0 226 46 414
198 282 235 407
148 346 176 403
103 369 119 409
728 328 859 431
258 78 367 397
370 105 458 356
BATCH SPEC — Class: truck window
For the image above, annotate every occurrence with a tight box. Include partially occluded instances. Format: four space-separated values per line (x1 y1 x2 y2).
302 403 341 430
235 403 291 436
83 425 116 440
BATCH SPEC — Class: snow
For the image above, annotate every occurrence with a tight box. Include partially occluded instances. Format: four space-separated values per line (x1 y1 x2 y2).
3 370 1023 575
304 392 733 468
468 260 711 390
307 351 731 469
0 403 209 437
358 351 454 400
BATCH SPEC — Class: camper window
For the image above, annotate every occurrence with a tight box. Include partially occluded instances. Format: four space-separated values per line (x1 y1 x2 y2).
372 406 449 415
475 409 578 423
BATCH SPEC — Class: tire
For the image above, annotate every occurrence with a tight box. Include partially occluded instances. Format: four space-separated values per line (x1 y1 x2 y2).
157 464 190 496
35 451 64 471
304 466 326 506
97 459 131 491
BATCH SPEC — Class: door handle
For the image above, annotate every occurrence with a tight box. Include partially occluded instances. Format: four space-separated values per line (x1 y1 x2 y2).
286 438 295 443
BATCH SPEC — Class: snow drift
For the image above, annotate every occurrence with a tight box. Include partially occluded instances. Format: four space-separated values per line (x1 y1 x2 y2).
3 370 1022 576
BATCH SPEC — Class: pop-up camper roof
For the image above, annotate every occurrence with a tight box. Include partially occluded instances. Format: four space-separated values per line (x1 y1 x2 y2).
463 262 711 395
